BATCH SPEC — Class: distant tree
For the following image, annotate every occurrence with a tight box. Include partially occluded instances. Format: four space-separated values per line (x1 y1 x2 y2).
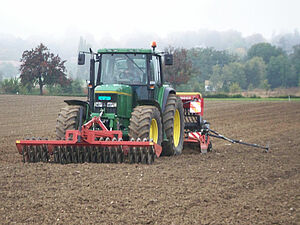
245 33 266 47
71 79 83 94
244 57 266 88
271 30 300 53
267 55 297 88
20 43 70 95
247 43 284 63
229 82 241 93
188 47 236 83
222 62 247 90
0 77 19 94
209 65 224 91
232 47 247 58
247 83 254 91
60 78 82 94
262 79 271 95
177 74 205 92
163 47 192 89
290 45 300 78
0 71 3 83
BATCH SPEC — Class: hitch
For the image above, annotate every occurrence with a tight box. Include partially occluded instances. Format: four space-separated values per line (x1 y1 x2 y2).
208 129 269 152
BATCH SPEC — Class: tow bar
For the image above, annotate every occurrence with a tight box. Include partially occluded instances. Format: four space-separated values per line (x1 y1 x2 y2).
208 129 269 152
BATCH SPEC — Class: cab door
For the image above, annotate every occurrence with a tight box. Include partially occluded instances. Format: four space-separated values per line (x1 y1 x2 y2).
149 55 162 99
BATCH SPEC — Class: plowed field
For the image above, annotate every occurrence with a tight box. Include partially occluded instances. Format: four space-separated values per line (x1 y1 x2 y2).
0 95 299 224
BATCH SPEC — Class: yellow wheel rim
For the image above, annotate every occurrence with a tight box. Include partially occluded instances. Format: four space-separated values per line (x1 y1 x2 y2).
150 118 158 143
173 109 181 147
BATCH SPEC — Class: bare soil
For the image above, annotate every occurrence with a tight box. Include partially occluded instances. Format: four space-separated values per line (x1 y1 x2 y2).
0 95 299 224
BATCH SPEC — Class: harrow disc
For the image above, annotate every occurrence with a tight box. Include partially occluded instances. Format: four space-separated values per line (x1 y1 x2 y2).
116 147 124 163
18 137 157 164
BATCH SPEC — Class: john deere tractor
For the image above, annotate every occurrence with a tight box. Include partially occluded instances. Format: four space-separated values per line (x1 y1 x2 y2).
16 43 268 163
56 43 184 156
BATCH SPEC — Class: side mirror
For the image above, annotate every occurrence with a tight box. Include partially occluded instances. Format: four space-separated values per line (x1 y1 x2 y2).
164 54 173 65
78 53 85 65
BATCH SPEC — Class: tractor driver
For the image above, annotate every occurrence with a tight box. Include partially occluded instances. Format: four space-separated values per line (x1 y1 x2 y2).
120 59 142 83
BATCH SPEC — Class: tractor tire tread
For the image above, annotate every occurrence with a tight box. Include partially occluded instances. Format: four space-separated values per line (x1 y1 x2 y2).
162 94 184 156
56 105 82 140
128 106 162 145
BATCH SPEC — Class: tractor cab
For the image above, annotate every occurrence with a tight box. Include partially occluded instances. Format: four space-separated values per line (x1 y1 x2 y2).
77 44 174 136
96 50 158 101
100 53 148 85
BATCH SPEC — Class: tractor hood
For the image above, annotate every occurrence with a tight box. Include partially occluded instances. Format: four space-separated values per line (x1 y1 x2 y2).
94 84 133 119
94 84 132 97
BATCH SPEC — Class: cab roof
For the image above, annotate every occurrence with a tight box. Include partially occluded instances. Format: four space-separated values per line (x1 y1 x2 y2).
97 48 153 54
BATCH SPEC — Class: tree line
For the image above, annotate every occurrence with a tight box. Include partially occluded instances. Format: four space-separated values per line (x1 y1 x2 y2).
0 44 85 95
0 42 299 95
163 43 300 93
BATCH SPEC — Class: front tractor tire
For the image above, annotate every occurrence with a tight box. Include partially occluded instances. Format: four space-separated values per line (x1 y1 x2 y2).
128 106 162 145
56 105 84 140
162 94 185 156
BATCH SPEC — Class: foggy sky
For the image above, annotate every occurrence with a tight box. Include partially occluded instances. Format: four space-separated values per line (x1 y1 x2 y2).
0 0 299 41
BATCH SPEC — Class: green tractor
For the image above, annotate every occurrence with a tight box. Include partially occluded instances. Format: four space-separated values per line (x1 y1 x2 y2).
16 43 269 163
56 43 185 156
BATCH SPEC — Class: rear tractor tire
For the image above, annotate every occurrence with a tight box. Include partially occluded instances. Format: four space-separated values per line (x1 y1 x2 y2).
128 106 163 146
56 105 85 140
162 94 185 156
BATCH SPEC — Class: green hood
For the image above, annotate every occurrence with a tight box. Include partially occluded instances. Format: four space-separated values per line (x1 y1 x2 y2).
95 84 132 97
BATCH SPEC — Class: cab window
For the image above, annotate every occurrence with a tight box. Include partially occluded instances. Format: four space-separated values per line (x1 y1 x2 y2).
150 56 161 85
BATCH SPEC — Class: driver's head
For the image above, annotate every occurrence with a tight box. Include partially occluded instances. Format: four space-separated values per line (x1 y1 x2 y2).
126 59 134 70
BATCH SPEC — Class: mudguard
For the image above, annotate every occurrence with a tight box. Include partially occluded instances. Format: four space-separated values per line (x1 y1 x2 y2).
161 87 176 112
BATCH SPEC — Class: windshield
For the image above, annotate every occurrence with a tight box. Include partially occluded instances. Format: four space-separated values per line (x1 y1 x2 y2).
100 53 147 85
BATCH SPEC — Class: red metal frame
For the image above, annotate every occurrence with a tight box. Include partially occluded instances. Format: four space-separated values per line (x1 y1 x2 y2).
177 92 210 152
177 92 204 117
16 116 162 157
185 131 210 151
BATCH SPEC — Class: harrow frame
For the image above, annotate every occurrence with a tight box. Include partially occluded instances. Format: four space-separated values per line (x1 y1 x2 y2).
16 116 162 164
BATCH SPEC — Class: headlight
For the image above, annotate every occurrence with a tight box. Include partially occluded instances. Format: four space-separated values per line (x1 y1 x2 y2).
94 102 103 107
107 102 117 107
